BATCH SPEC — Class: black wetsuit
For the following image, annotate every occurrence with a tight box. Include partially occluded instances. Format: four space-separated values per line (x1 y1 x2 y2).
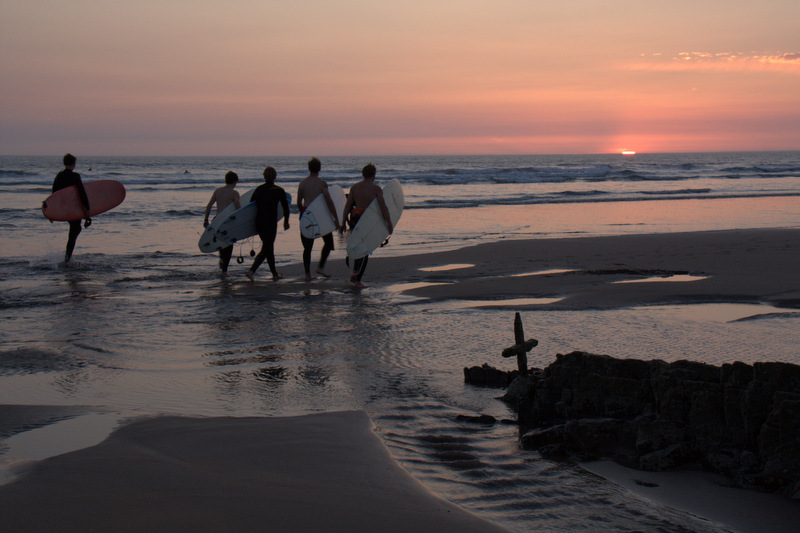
52 168 90 262
249 184 289 276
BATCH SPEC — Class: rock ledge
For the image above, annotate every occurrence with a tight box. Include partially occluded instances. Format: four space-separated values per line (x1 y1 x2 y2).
501 351 800 498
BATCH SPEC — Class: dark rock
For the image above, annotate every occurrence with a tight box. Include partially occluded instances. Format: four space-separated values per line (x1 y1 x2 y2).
508 351 800 498
639 443 693 471
464 363 520 388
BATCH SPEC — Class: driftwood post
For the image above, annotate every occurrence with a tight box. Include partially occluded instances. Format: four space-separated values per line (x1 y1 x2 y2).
501 312 537 375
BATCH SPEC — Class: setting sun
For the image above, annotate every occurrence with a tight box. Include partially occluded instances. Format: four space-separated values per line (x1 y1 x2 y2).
1 2 798 155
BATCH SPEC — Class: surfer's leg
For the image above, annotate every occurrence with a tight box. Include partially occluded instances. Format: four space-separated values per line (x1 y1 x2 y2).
248 234 268 278
352 256 369 286
265 225 280 280
301 235 314 279
219 245 233 273
64 220 82 263
266 242 280 279
249 249 264 274
317 233 334 276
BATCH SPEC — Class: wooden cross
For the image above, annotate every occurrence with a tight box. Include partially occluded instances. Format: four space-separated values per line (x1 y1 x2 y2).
501 312 537 375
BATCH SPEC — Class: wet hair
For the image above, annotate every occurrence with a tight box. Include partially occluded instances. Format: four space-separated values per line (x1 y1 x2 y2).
63 153 76 167
308 157 321 173
225 171 239 184
263 166 277 181
362 163 376 179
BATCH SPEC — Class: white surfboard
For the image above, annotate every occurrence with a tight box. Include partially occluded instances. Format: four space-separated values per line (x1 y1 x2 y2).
346 179 403 260
198 188 255 253
299 185 346 239
212 192 291 248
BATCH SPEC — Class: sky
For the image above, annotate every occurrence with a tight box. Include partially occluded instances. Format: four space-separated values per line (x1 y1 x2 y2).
1 0 798 156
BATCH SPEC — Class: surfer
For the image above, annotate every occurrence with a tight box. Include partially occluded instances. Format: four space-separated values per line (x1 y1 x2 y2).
297 157 340 281
52 153 91 264
246 166 290 282
204 171 241 273
341 163 393 288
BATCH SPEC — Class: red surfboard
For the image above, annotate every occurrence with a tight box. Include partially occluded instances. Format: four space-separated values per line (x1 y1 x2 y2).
42 179 126 221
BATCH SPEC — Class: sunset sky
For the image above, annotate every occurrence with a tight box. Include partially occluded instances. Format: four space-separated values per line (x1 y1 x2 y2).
1 1 798 156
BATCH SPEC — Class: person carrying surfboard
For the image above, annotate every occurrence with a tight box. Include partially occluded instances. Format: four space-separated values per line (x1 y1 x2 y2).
341 163 393 288
203 171 241 273
245 166 291 282
52 153 91 264
297 157 340 281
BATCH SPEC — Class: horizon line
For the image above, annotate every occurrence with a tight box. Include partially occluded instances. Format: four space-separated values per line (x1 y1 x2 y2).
3 149 800 159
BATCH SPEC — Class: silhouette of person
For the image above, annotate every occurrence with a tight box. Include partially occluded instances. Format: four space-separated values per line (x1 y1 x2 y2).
51 153 91 264
297 157 340 280
246 166 290 282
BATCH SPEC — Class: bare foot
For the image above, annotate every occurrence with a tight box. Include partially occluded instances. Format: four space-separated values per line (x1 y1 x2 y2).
316 269 331 278
304 274 315 282
272 273 283 281
352 281 366 289
245 270 254 283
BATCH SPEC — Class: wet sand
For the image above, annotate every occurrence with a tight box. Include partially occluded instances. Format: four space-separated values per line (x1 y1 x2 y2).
0 410 506 533
580 460 800 533
1 228 799 531
259 228 800 312
375 227 800 309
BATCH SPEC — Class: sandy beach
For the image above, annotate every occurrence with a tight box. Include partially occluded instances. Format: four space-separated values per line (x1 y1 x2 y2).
0 410 506 533
2 228 799 531
240 227 800 312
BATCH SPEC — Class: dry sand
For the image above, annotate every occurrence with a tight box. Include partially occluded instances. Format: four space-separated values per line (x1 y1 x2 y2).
2 228 798 531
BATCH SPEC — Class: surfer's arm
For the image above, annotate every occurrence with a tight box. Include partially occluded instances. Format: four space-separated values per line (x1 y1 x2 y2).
281 192 291 230
76 180 90 212
296 184 306 214
323 190 340 228
377 195 393 234
76 179 91 224
203 192 216 226
340 195 353 234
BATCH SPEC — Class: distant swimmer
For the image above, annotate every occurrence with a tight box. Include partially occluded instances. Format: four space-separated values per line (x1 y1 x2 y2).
246 166 291 282
341 163 393 288
204 171 241 273
51 153 91 264
297 157 340 281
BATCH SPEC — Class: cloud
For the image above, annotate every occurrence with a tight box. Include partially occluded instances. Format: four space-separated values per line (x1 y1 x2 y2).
628 51 800 73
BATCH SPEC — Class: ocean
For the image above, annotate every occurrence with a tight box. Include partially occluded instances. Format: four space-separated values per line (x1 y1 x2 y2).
2 152 800 531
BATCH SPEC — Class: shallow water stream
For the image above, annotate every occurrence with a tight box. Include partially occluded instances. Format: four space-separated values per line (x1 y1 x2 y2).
3 250 798 530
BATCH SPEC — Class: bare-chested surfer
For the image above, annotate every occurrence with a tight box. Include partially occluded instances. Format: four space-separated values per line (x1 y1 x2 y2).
297 157 340 281
204 171 241 273
341 163 393 288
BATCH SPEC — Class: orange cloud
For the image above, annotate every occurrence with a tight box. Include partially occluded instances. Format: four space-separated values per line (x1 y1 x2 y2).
628 51 800 74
